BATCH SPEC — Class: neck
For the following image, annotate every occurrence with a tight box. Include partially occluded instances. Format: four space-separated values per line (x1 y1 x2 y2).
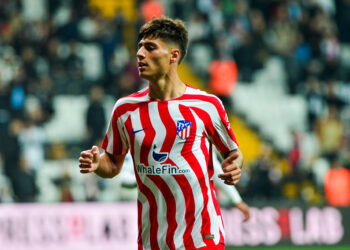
148 71 186 101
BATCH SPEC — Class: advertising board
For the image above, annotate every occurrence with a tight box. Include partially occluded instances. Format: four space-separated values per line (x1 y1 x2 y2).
0 203 348 249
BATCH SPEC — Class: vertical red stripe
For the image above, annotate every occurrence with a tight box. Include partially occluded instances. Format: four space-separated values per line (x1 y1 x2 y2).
137 200 143 250
102 101 141 154
116 103 140 117
143 102 178 250
201 139 221 217
203 134 225 245
158 102 196 249
147 176 176 249
101 134 108 150
124 116 135 157
125 114 160 250
125 116 142 247
115 88 149 119
134 175 160 250
173 175 196 248
179 104 215 246
111 109 125 155
191 107 231 153
139 104 155 166
138 103 160 249
177 94 238 147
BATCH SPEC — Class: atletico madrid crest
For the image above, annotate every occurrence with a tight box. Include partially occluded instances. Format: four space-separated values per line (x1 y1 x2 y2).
176 120 192 140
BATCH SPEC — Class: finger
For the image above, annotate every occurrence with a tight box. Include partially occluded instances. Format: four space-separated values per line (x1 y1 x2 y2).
91 146 99 155
222 164 239 173
218 174 233 182
80 169 92 174
79 163 91 168
224 180 235 185
224 179 239 185
91 146 100 161
222 172 241 184
218 169 241 179
221 177 241 184
79 157 92 164
81 151 93 158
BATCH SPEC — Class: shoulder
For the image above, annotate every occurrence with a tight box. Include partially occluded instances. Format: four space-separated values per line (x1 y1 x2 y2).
113 87 149 116
116 87 149 107
184 85 224 109
118 87 149 105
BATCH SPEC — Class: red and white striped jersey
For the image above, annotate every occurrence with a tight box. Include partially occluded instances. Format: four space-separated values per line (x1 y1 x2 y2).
102 84 238 250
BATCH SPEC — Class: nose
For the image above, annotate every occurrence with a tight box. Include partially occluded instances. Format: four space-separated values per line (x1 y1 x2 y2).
136 46 145 60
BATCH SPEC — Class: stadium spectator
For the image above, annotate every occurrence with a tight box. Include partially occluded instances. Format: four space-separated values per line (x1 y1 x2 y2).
208 38 238 113
247 144 282 200
18 108 45 177
315 105 344 157
140 0 165 22
304 76 325 131
208 57 238 109
86 85 106 146
324 155 350 207
53 168 74 202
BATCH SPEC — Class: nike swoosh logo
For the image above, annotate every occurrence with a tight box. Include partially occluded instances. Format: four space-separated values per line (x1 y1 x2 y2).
132 128 146 134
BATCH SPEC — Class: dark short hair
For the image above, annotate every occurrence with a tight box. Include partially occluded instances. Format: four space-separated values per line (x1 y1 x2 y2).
138 16 188 64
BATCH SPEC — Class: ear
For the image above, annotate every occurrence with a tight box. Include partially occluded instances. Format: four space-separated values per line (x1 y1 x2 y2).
170 48 180 63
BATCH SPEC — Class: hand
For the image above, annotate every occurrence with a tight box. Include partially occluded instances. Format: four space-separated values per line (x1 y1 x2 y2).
79 146 100 174
235 202 250 222
218 151 242 185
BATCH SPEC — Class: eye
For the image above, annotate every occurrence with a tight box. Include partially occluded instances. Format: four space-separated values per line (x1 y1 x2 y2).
146 45 155 51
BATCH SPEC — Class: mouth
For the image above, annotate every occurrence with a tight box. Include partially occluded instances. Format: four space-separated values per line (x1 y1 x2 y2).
138 62 148 70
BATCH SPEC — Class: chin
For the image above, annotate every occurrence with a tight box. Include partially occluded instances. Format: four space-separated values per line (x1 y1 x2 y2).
139 72 151 80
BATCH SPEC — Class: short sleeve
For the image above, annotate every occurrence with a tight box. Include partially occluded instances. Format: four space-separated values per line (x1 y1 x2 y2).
207 97 238 153
101 101 129 155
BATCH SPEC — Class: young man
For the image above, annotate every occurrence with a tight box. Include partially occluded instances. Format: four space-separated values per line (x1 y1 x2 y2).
79 16 243 250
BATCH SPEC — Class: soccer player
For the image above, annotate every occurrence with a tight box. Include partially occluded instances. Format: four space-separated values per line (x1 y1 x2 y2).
79 16 243 250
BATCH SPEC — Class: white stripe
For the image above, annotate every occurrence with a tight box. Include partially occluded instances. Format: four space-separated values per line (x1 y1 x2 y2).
167 102 205 249
138 192 151 249
157 102 188 249
117 90 150 106
166 177 187 249
105 110 129 154
185 99 238 151
106 90 149 154
189 109 222 246
105 121 114 154
142 176 168 250
147 101 169 250
129 108 143 164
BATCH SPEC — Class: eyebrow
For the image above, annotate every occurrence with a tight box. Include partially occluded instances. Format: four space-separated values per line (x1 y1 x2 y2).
138 41 157 48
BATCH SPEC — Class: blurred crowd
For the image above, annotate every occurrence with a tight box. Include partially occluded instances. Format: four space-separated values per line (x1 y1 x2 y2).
0 0 350 207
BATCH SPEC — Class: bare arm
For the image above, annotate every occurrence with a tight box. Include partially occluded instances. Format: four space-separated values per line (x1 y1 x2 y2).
79 146 126 178
213 149 250 221
218 148 243 185
235 202 250 222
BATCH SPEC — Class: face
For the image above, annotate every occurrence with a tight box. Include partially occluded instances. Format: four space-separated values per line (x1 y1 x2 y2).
136 37 175 81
